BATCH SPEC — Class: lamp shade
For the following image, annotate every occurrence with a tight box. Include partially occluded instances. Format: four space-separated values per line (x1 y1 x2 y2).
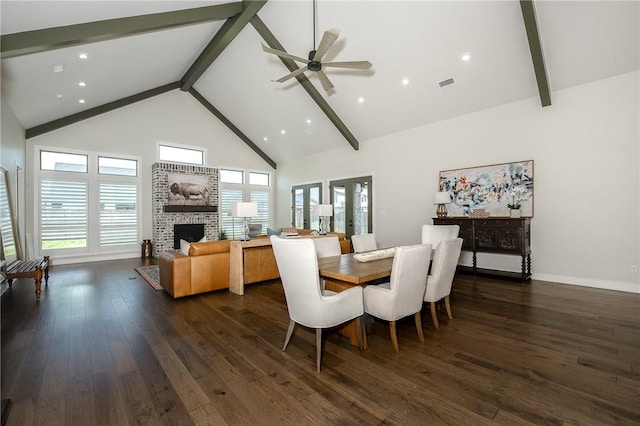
231 202 258 217
313 204 333 217
433 191 452 205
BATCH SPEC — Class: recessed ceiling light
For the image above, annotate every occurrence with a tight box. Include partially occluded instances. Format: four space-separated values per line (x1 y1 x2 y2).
462 53 471 62
402 78 409 86
263 137 268 142
358 97 364 103
78 53 89 60
306 119 311 124
56 94 63 100
78 81 86 87
52 64 64 73
78 99 86 104
281 130 286 135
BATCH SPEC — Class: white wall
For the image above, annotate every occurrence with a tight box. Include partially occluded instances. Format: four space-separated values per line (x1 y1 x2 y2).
25 90 273 263
275 71 640 293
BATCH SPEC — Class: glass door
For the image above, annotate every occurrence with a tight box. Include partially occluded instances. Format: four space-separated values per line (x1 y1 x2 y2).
330 176 372 239
291 183 322 230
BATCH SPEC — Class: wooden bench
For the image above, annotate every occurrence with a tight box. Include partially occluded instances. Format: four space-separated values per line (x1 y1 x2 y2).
3 256 50 301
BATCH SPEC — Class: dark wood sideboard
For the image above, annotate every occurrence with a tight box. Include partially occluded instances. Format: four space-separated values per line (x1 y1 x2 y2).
433 217 531 281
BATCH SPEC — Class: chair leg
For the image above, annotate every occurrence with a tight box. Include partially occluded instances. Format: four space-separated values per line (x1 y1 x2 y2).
430 302 440 330
415 312 424 342
444 295 453 320
389 321 400 354
316 328 323 372
282 320 295 351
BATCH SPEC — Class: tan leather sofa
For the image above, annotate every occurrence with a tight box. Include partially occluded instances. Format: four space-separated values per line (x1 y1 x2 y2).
158 230 350 299
158 240 230 298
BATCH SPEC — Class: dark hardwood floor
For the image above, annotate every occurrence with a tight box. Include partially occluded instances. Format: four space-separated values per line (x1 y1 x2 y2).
2 258 639 425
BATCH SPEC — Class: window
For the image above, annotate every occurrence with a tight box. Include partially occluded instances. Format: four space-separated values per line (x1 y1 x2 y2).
158 143 204 165
36 147 140 257
220 169 243 184
291 183 322 230
98 156 137 176
220 169 273 239
40 179 88 249
99 183 138 245
249 172 269 186
330 176 373 239
41 151 87 172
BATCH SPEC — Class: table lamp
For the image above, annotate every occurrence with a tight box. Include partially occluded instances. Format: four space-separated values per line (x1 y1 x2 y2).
231 202 258 241
434 191 451 218
313 204 333 235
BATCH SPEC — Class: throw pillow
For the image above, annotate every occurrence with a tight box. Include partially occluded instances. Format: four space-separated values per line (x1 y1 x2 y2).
180 236 207 255
267 227 280 236
180 239 191 255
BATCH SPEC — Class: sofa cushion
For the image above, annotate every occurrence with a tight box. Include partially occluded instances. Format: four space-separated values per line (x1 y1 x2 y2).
189 240 230 256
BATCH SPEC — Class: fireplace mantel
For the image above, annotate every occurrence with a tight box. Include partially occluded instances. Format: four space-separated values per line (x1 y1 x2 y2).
163 205 218 213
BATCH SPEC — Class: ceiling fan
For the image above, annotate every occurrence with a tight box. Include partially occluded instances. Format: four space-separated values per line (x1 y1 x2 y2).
261 1 372 91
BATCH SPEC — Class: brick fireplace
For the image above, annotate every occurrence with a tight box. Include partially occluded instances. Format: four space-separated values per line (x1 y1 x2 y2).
151 162 219 257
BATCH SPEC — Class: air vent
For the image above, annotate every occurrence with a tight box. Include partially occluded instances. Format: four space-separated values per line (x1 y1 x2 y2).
438 77 455 88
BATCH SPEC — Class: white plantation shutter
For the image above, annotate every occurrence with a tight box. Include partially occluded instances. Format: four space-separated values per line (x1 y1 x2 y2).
221 189 244 239
40 179 88 249
251 190 271 233
99 183 138 246
220 169 273 239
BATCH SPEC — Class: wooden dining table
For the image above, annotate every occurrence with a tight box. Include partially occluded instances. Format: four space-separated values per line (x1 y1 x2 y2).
318 253 394 349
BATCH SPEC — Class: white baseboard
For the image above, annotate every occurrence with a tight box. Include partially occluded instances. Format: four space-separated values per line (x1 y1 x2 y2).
532 273 640 294
47 251 142 266
458 262 640 293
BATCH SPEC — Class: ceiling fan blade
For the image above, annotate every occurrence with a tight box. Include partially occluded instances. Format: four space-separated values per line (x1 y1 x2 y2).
273 66 309 83
262 44 308 64
312 28 340 61
317 70 334 91
322 61 373 70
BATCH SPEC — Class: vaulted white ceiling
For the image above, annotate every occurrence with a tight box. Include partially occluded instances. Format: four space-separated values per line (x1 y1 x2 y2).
2 1 638 167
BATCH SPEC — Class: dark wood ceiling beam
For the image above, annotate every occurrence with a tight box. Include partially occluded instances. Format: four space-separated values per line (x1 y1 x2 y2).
189 88 276 169
180 1 267 91
250 15 360 151
1 3 243 59
26 82 179 139
520 0 551 107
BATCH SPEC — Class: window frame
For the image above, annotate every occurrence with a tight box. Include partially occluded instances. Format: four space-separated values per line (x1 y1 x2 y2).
34 145 142 259
157 142 206 166
220 168 273 239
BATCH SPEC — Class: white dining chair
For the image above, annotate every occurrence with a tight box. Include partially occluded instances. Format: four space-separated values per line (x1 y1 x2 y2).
363 244 432 353
424 238 463 329
351 233 378 253
270 236 365 372
421 224 460 250
313 236 342 259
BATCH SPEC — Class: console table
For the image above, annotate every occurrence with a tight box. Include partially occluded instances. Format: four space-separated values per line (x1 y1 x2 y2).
229 234 351 295
433 217 531 281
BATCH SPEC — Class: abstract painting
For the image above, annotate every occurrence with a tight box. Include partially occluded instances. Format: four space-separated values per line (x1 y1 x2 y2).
439 160 534 217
